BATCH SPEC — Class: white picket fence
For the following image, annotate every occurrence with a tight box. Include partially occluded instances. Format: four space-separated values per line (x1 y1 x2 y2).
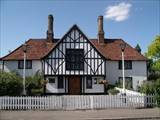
0 95 155 110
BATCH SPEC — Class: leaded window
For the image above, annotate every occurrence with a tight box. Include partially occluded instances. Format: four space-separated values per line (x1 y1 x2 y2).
66 49 84 70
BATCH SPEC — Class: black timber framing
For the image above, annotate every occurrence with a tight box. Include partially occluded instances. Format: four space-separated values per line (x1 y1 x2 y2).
42 24 107 94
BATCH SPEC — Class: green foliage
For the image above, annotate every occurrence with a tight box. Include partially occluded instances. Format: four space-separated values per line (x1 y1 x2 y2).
139 81 155 94
140 79 160 107
31 88 43 96
154 79 160 107
148 73 160 81
147 35 160 71
108 89 119 95
0 71 23 96
115 80 133 90
135 44 141 53
25 71 43 95
147 35 160 59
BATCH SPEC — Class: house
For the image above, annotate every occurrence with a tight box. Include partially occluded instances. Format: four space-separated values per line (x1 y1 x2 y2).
0 15 147 95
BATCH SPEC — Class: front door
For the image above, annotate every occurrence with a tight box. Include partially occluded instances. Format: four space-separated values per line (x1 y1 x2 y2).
68 76 81 95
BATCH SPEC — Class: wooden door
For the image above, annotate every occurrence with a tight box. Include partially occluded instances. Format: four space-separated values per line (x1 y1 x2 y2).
69 76 81 95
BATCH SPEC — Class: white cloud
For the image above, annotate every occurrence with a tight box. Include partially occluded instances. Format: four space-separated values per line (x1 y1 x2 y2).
104 2 132 22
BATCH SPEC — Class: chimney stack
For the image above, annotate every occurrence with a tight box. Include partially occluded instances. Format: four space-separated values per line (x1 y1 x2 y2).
47 14 54 42
98 16 104 44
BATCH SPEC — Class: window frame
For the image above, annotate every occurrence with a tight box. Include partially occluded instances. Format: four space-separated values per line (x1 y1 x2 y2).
86 76 92 89
119 60 132 70
58 76 64 89
48 77 56 83
18 60 32 69
118 77 133 89
65 49 84 70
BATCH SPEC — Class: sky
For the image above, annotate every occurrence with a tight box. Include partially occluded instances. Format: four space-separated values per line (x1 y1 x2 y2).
0 0 160 57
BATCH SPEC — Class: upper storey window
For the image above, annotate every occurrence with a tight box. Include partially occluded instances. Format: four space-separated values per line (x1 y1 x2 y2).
18 60 32 69
66 49 84 70
119 60 132 70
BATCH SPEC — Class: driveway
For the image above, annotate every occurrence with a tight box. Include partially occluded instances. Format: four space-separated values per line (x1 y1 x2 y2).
0 108 160 120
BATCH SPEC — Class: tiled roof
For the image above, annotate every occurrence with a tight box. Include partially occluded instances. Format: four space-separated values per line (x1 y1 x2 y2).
90 39 147 61
1 39 57 60
1 38 147 61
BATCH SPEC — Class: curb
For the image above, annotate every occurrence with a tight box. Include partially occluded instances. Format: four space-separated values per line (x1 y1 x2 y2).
87 116 160 120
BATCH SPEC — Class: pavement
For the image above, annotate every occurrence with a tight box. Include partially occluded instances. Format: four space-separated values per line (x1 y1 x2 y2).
0 108 160 120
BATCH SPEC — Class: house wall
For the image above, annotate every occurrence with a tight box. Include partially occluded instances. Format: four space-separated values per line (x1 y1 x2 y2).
83 76 104 93
46 76 104 94
106 60 147 90
43 29 105 76
3 60 42 76
46 76 67 93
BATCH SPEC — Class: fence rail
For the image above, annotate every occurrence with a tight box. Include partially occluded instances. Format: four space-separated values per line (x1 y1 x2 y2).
0 95 156 110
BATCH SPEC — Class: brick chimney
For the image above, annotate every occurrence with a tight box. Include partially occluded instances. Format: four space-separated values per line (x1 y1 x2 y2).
98 16 104 44
47 14 54 42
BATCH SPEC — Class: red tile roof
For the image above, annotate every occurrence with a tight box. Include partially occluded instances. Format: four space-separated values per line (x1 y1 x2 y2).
90 39 147 61
2 39 57 60
1 38 147 61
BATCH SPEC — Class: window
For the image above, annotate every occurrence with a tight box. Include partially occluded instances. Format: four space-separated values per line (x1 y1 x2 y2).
18 60 32 69
58 76 64 89
48 78 55 83
93 78 98 84
119 60 132 70
86 76 92 89
93 77 103 84
66 49 84 70
118 77 133 89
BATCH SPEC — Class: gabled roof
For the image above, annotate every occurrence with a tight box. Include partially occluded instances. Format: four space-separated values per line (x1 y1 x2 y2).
90 39 147 61
1 39 57 60
42 24 106 59
1 25 147 61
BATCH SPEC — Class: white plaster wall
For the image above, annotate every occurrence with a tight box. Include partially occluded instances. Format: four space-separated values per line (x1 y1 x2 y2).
44 29 105 76
106 61 147 90
46 76 67 93
3 60 42 77
84 77 104 93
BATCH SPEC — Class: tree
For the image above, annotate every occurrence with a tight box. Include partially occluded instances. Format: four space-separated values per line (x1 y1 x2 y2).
25 71 43 95
0 71 23 96
135 44 141 53
147 35 160 71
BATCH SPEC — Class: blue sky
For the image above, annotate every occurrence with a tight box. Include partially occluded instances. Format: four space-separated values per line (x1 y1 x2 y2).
0 0 160 57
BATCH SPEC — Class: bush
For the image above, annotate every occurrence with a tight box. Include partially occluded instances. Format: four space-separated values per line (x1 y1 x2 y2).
0 71 23 96
139 81 155 94
31 88 43 96
25 71 43 95
140 79 160 107
108 89 119 95
148 73 160 81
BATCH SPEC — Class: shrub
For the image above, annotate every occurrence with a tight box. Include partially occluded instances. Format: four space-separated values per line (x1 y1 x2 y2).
108 89 119 95
25 71 43 95
0 71 23 96
140 79 160 107
139 81 155 94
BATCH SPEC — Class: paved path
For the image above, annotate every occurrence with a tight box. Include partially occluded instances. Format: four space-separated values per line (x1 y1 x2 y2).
0 108 160 120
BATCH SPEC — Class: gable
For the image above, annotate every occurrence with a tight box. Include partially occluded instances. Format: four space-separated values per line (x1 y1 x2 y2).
43 25 105 75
